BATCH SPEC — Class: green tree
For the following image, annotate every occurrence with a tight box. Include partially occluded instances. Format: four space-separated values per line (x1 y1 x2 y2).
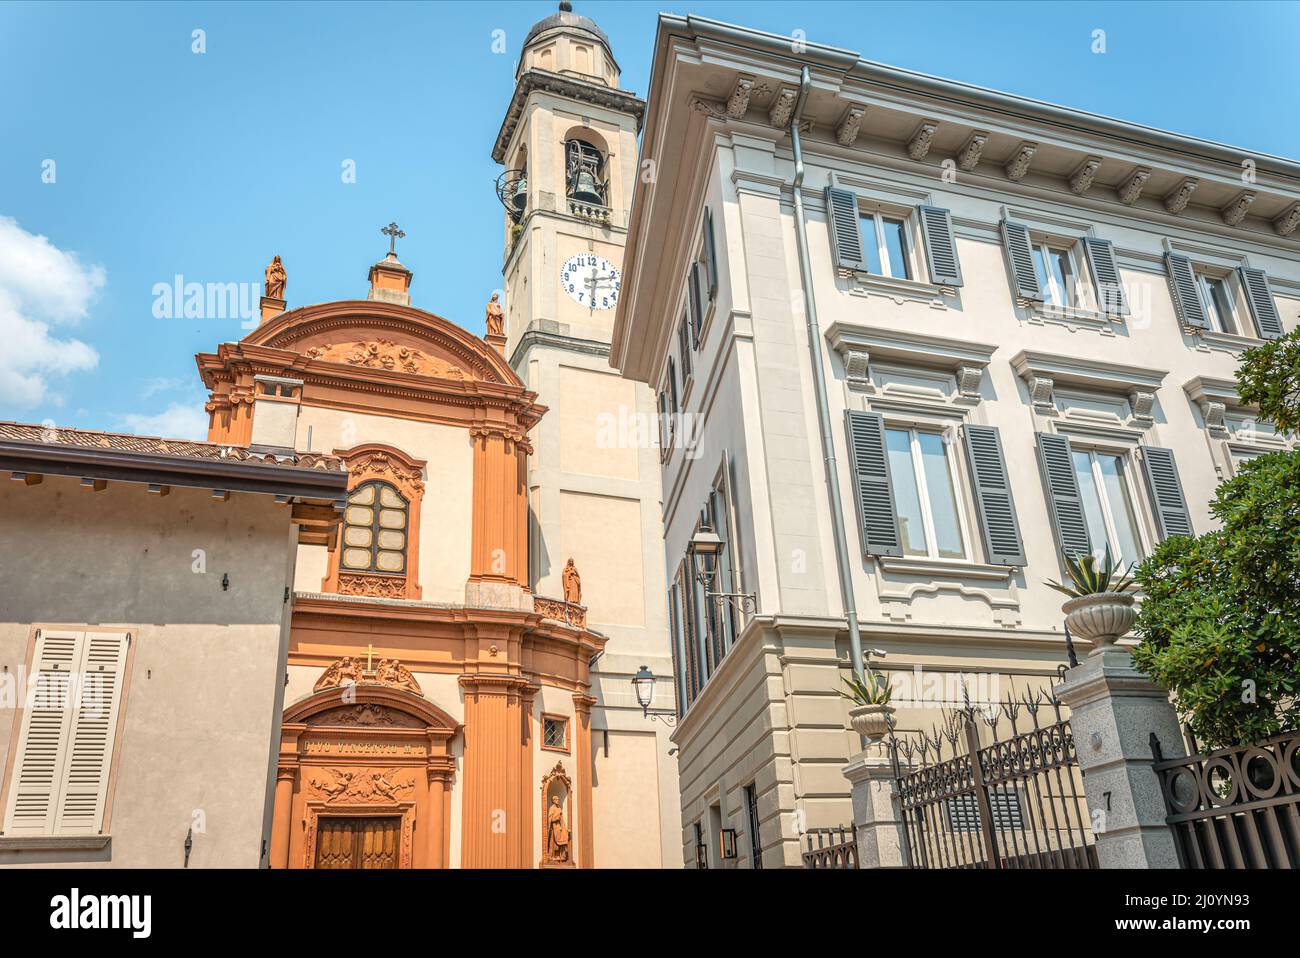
1131 329 1300 748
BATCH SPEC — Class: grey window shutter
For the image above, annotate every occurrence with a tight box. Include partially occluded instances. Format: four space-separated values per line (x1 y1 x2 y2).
1165 252 1208 329
703 208 719 300
1238 267 1284 339
917 205 963 287
1082 237 1129 316
962 424 1026 566
845 410 902 557
1035 433 1091 559
688 262 703 346
667 355 678 414
1140 446 1194 541
1000 220 1042 301
677 311 692 379
825 186 866 272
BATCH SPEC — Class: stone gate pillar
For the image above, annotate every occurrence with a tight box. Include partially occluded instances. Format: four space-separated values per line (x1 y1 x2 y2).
842 750 909 868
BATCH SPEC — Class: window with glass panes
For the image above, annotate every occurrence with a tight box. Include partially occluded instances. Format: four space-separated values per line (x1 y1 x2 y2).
341 480 409 574
885 427 967 560
1195 271 1239 334
1071 449 1143 564
859 211 912 280
1032 242 1079 307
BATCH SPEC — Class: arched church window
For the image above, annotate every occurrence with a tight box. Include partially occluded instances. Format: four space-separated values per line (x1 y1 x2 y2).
565 138 606 206
341 480 409 574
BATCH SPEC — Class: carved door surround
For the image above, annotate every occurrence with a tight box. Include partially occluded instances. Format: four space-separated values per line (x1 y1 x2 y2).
270 680 459 869
322 442 426 601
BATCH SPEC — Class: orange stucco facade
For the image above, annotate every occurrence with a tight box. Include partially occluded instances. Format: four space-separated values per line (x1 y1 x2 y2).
196 263 604 869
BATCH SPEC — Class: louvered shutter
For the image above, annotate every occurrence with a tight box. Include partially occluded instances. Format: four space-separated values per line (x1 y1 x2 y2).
1082 237 1129 316
1035 433 1091 559
702 207 719 300
1140 446 1194 541
825 186 866 272
688 262 703 346
2 630 80 835
677 312 692 380
962 425 1026 566
1000 220 1042 301
1238 267 1284 339
917 205 963 286
1165 253 1208 329
845 411 902 557
54 631 128 834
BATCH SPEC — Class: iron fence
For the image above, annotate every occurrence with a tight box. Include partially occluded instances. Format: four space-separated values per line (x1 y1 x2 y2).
889 692 1098 869
1152 728 1300 869
801 826 859 868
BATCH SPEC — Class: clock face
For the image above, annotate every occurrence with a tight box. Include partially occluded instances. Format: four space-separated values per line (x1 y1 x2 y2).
560 254 621 311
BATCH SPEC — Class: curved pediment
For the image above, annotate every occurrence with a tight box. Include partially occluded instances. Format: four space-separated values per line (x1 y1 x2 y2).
245 300 522 387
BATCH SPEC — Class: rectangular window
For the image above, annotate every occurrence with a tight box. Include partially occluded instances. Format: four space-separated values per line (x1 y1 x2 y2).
1071 449 1144 564
2 629 130 837
885 427 966 560
541 715 569 752
1196 272 1239 335
859 212 912 280
744 783 763 869
1032 243 1079 307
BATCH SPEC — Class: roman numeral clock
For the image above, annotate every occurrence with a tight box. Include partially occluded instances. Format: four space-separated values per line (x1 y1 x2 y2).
560 253 621 312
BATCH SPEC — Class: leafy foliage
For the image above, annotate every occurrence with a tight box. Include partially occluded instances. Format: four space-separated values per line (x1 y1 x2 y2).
1236 327 1300 432
1131 448 1300 748
840 669 893 706
1046 546 1135 598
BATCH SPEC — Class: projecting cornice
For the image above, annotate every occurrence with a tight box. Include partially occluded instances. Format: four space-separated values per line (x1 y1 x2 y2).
491 69 646 163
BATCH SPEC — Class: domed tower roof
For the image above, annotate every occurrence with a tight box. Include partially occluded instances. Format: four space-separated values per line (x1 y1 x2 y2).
523 1 611 50
518 2 619 84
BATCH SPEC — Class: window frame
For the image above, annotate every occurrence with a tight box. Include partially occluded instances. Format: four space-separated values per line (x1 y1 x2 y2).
539 713 570 753
1032 240 1084 309
1070 445 1148 565
1193 268 1241 336
340 479 410 576
884 424 971 562
859 209 915 281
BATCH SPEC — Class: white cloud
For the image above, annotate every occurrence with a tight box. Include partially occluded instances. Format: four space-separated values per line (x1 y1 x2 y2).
117 402 209 441
0 217 105 408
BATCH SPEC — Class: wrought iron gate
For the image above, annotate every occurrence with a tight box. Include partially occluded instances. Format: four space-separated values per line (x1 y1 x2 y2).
889 692 1098 869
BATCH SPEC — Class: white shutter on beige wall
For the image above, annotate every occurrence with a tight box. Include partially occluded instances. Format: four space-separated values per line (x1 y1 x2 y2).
2 630 128 836
55 632 128 834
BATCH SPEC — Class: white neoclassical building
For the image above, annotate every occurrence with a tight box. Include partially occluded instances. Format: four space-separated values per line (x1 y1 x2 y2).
611 15 1299 868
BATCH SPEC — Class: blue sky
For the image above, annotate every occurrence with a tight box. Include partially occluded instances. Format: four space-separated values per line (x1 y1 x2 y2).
2 0 1298 439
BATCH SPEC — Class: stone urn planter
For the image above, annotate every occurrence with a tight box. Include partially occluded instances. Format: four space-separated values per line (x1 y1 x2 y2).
848 703 896 744
1062 592 1136 656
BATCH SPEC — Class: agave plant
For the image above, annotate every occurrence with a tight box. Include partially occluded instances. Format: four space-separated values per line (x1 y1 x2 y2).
1045 546 1136 598
840 668 893 706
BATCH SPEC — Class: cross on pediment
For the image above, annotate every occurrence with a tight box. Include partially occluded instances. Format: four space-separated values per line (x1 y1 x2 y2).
381 221 406 254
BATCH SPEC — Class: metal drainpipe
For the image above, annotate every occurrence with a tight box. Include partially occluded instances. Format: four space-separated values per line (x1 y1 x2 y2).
788 66 867 680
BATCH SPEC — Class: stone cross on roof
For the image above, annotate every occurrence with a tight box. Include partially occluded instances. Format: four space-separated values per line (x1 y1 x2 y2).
381 221 406 254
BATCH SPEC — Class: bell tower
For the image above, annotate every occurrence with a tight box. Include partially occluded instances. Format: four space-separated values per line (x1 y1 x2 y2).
492 3 680 868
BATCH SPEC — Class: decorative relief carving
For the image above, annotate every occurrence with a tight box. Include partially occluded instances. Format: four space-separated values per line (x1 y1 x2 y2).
1128 389 1156 426
1200 399 1228 436
337 573 408 599
314 654 423 694
1221 191 1256 226
843 348 870 388
348 451 424 495
1118 167 1151 205
306 767 417 805
1273 202 1300 237
956 365 984 400
1004 142 1037 181
305 704 425 729
1028 375 1055 410
533 595 588 628
956 131 989 172
689 76 761 120
835 106 866 146
767 88 797 128
907 121 939 161
304 339 467 379
1164 177 1198 215
1068 156 1102 195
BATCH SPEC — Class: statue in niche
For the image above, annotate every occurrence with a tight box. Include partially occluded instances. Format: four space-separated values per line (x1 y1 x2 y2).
485 292 505 337
264 255 286 299
562 557 581 606
546 794 570 864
